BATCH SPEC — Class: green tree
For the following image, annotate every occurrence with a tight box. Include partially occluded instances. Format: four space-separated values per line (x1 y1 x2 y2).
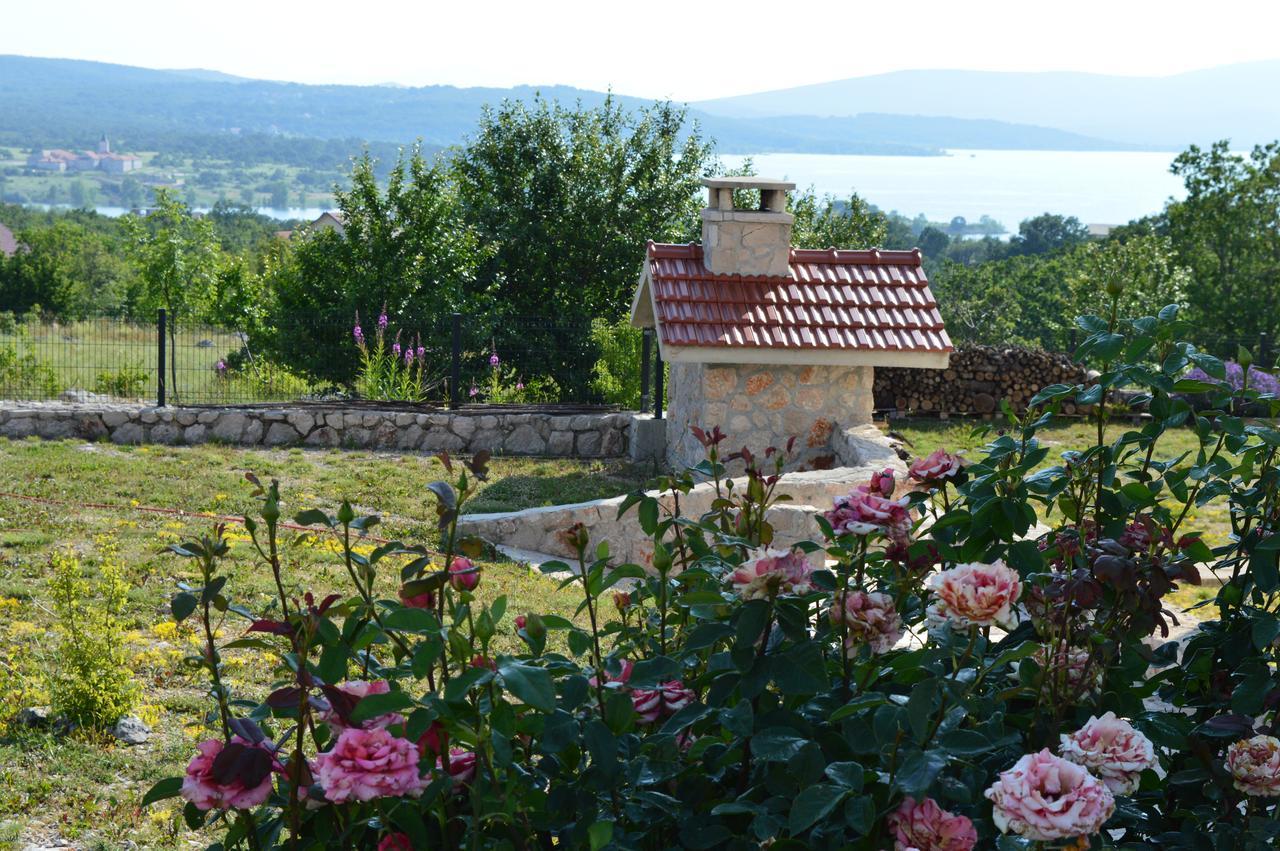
0 222 130 317
122 189 221 399
1069 233 1191 325
789 190 888 249
1166 140 1280 348
1008 212 1089 256
256 145 485 384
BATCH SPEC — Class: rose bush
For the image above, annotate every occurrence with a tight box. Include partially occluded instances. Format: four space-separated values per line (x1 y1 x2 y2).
143 301 1280 848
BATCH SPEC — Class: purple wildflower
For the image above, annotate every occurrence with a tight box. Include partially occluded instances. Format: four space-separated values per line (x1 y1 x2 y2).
416 346 425 360
469 385 479 398
215 360 227 375
377 311 389 331
1185 362 1280 396
353 325 364 344
489 352 500 367
392 343 401 357
404 348 414 365
516 382 524 391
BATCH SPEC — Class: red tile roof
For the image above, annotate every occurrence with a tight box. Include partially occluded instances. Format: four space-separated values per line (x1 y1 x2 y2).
642 242 952 356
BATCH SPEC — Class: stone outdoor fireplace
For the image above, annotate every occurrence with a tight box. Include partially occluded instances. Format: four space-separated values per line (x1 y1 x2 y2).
631 176 953 470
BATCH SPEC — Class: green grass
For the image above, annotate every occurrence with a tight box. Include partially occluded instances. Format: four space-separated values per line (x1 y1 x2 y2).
1 318 317 403
0 439 649 849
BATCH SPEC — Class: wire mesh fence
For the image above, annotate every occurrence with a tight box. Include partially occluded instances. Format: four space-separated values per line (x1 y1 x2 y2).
0 311 639 409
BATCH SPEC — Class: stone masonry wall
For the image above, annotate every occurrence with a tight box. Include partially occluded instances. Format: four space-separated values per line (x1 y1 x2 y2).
665 362 874 471
0 402 631 457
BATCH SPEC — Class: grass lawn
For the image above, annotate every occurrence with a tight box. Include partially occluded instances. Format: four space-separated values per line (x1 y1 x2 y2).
0 439 649 849
0 417 1236 848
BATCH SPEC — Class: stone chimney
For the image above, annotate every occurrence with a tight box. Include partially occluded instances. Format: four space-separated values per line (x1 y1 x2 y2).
701 177 795 277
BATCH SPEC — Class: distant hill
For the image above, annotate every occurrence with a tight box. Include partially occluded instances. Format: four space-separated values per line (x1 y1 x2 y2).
0 55 1137 156
696 63 1280 149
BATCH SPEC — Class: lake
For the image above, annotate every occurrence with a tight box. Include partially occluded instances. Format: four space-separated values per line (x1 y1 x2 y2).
721 150 1187 230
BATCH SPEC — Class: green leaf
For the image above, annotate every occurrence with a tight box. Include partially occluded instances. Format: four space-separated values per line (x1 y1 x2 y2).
171 592 198 622
751 727 808 761
893 749 948 794
141 776 183 807
382 607 438 632
1252 614 1280 650
823 761 864 791
638 498 659 536
628 656 680 688
787 783 847 834
426 481 457 510
498 662 556 713
588 821 614 851
350 690 416 722
292 509 332 527
443 666 492 703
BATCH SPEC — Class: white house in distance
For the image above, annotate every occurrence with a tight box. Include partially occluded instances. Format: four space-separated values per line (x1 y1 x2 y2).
274 211 346 240
631 176 952 470
27 134 141 174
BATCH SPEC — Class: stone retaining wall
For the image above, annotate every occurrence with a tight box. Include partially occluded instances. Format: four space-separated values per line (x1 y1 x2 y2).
0 402 632 457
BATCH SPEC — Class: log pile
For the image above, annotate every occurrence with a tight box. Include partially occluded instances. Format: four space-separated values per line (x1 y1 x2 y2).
873 346 1090 416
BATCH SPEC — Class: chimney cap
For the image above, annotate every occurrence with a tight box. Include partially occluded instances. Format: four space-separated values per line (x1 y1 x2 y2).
701 176 795 192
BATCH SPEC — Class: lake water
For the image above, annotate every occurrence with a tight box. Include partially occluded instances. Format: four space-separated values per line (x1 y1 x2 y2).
722 150 1187 230
34 204 330 222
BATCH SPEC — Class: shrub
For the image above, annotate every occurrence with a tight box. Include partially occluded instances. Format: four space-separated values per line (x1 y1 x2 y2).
93 361 149 398
144 301 1280 848
0 334 60 398
47 537 138 727
589 317 647 408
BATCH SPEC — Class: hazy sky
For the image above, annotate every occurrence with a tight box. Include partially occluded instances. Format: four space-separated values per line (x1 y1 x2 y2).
4 0 1279 100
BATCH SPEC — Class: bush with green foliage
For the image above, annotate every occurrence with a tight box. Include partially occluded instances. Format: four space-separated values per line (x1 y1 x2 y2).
93 361 149 398
0 332 60 398
47 538 138 727
589 318 647 408
142 293 1280 849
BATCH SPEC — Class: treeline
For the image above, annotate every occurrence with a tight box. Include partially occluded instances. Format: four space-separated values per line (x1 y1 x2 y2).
3 95 1278 392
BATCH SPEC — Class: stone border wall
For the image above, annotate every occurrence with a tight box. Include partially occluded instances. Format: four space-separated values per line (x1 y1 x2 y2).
0 402 631 457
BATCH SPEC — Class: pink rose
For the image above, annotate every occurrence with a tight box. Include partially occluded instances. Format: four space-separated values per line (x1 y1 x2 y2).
927 561 1021 629
632 680 696 724
869 467 897 497
830 590 903 655
514 615 527 631
908 449 964 484
887 796 977 851
825 488 910 541
985 749 1115 842
181 736 277 811
314 727 426 803
590 658 633 690
416 720 447 759
1059 712 1157 795
449 556 480 592
729 547 814 600
398 585 435 609
470 654 496 671
1226 735 1280 797
1028 644 1101 698
321 680 405 735
437 747 477 789
378 834 413 851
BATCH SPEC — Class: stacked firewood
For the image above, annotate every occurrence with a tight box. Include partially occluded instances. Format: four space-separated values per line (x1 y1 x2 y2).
872 346 1090 416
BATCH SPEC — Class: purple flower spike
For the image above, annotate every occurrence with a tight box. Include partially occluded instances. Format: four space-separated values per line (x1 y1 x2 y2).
489 352 500 367
469 386 479 398
516 381 524 391
416 346 425 359
392 343 401 357
353 325 364 344
404 348 414 365
215 360 227 374
377 312 388 331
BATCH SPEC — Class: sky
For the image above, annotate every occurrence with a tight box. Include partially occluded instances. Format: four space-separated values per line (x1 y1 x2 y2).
3 0 1279 101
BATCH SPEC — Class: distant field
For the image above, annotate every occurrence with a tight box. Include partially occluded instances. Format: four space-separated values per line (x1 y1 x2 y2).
0 149 338 210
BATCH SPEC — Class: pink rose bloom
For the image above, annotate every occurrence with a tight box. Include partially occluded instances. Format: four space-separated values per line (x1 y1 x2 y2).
830 591 903 655
1028 644 1101 698
1226 735 1280 797
868 467 897 497
730 547 814 600
985 749 1115 842
887 796 977 851
449 556 480 592
437 747 477 788
1060 712 1157 795
927 561 1021 629
825 489 910 541
378 834 413 851
322 680 405 735
181 736 277 811
514 615 527 630
398 585 435 609
314 727 426 803
632 680 696 724
590 658 633 690
416 720 447 759
909 449 964 484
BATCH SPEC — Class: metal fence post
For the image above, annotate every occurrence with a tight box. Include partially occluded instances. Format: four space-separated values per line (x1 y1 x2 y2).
450 312 462 409
654 351 664 420
639 328 652 413
156 308 167 407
